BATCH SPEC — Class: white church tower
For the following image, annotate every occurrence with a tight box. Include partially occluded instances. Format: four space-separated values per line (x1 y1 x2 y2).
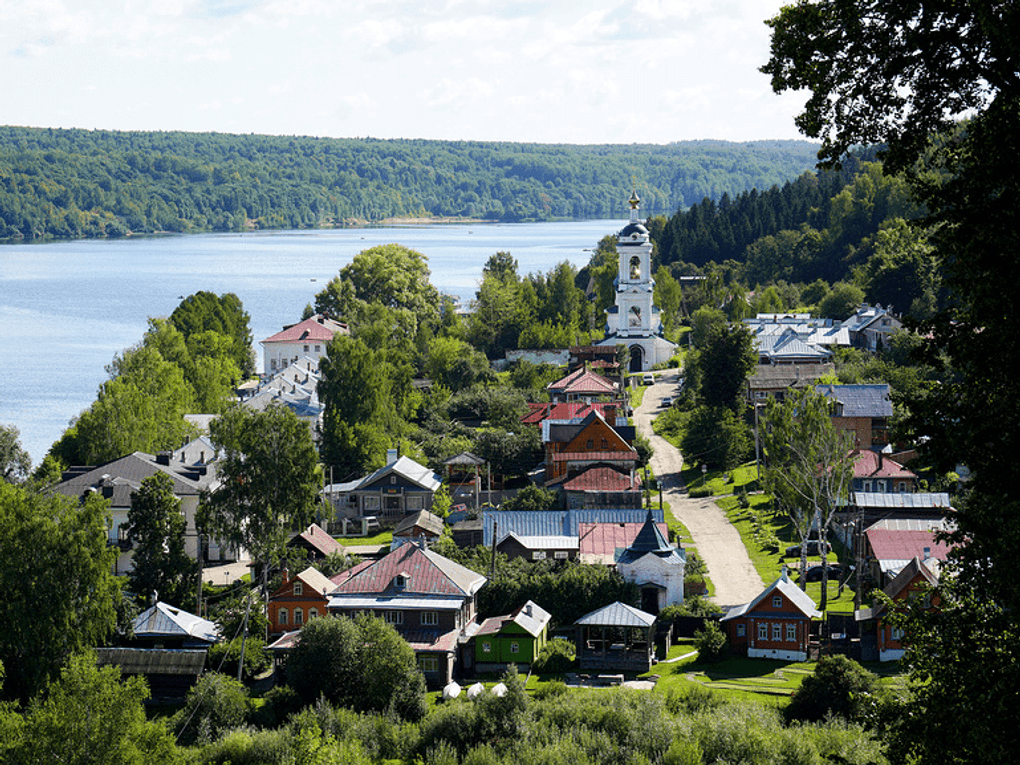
597 192 677 371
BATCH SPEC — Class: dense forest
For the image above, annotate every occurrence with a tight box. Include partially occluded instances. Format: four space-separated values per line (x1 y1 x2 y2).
0 126 819 240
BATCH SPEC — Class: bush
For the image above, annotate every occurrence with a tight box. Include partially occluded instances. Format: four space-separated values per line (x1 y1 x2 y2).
173 672 250 746
207 636 271 681
785 654 880 724
688 485 712 498
665 683 724 716
532 638 576 674
693 621 726 662
534 680 569 700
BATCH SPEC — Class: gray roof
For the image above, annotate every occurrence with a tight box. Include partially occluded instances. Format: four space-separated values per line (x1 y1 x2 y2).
853 492 951 510
132 602 219 643
357 456 441 493
816 383 894 418
51 451 216 503
95 647 207 676
483 508 663 547
617 510 682 565
575 601 656 628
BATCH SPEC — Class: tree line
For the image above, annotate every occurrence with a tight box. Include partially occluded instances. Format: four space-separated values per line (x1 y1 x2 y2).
0 126 819 240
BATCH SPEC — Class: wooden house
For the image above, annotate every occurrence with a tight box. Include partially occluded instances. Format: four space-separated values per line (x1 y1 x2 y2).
721 569 821 661
855 555 940 662
472 600 552 673
268 565 338 638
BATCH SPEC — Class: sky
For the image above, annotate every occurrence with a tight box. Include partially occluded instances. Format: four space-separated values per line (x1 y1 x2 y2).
1 0 811 145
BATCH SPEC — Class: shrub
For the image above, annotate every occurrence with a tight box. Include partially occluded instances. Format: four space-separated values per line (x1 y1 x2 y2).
207 636 271 681
665 683 724 716
173 672 250 746
533 638 576 674
534 680 569 700
688 485 712 498
693 621 726 662
785 654 880 724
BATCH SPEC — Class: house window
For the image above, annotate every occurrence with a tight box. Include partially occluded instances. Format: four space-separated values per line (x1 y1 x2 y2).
364 496 380 510
772 595 782 608
315 345 321 352
407 496 424 510
532 551 547 560
385 611 403 625
279 608 288 625
758 622 768 640
390 476 397 484
586 439 594 449
601 438 608 448
419 656 439 673
772 623 782 641
482 641 492 653
890 626 904 642
295 608 304 626
303 345 309 352
736 623 746 637
863 480 872 492
510 642 519 654
394 575 407 589
293 582 303 596
421 611 438 626
554 551 569 559
309 608 319 620
786 624 797 642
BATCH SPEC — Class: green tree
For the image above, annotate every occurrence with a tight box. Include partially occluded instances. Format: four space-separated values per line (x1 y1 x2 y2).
500 484 558 513
653 265 683 334
816 282 864 321
693 322 756 412
1 424 31 484
172 672 249 746
765 3 1020 760
10 653 182 765
0 483 120 701
785 654 880 725
169 291 254 378
680 405 750 472
199 403 322 593
286 614 426 721
127 473 197 608
761 388 854 608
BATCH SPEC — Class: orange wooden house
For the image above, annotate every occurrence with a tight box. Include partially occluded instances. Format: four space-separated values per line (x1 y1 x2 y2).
721 569 821 661
267 566 340 638
855 555 940 661
542 410 637 484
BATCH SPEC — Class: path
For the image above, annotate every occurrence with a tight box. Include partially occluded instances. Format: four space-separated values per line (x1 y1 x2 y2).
634 369 763 610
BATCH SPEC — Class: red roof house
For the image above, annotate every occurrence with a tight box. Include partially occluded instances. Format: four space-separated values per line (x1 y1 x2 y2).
721 569 821 661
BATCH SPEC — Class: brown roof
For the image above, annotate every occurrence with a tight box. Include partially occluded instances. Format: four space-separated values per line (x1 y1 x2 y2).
578 521 668 557
331 542 485 597
292 523 345 557
551 449 637 462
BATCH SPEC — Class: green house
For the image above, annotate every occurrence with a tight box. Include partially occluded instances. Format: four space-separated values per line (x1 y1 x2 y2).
473 600 551 672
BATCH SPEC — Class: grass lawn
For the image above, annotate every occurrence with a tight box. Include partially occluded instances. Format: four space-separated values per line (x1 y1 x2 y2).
336 530 393 547
681 461 761 496
715 493 859 614
661 500 715 597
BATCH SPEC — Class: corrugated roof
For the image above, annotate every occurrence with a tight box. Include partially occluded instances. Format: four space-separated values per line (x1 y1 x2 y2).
357 456 441 492
95 648 207 675
851 450 916 480
499 533 579 550
578 521 668 557
816 383 894 418
854 492 951 510
575 601 656 628
561 466 641 492
483 508 662 546
293 523 345 557
329 541 485 598
476 600 551 638
865 527 953 563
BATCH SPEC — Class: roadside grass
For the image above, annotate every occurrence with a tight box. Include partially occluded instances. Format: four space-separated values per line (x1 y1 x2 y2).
715 493 859 613
680 461 761 496
629 380 647 409
661 500 715 597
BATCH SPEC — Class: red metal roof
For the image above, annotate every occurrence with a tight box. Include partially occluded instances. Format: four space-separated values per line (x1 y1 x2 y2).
562 466 641 492
331 542 484 597
521 401 622 425
865 528 952 562
578 521 668 557
548 367 617 396
262 315 348 344
851 450 916 480
551 449 637 462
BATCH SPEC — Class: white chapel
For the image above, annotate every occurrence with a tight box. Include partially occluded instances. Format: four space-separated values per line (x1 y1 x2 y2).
597 192 677 371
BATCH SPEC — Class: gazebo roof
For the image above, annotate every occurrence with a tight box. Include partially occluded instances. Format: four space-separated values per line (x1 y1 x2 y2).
575 601 656 628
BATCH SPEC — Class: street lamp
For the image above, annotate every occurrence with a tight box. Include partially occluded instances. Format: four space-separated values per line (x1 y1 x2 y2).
701 463 707 487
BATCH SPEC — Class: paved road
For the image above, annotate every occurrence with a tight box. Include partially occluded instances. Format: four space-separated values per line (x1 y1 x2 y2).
634 369 764 610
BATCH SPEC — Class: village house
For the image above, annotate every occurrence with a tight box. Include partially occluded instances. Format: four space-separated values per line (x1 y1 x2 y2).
546 366 619 403
268 565 339 638
326 540 487 687
862 518 953 588
325 452 442 529
850 449 918 493
259 313 348 376
842 303 903 352
816 383 894 449
542 409 637 485
616 510 686 615
721 569 821 661
472 600 552 673
855 555 940 661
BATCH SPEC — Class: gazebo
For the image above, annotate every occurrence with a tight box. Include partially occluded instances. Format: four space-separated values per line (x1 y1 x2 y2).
574 601 656 673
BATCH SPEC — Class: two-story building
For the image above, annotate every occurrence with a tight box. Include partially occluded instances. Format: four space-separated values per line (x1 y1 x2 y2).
543 409 637 485
472 600 552 673
326 541 487 686
260 313 348 376
268 565 340 638
326 453 443 528
816 383 894 449
855 555 940 661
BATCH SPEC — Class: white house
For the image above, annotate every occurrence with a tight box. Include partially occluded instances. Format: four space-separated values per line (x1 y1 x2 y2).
260 313 348 376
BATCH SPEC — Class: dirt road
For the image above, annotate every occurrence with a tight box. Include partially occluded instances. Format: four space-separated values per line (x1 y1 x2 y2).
634 369 764 609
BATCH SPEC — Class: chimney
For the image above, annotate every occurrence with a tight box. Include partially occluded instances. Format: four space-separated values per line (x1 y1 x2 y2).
781 564 789 583
923 547 931 561
156 451 172 466
525 603 533 617
386 448 399 465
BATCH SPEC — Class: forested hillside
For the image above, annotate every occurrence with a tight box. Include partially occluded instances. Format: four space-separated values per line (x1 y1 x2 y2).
0 126 818 240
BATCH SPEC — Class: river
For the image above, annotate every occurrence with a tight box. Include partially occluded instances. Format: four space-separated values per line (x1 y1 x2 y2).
0 219 620 464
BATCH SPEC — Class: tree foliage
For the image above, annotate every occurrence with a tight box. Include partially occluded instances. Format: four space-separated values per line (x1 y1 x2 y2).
199 403 322 583
286 614 426 721
764 4 1020 758
0 424 31 484
127 472 197 608
0 483 120 701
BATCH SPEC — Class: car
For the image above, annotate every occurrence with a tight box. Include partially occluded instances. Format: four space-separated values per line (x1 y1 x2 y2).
642 373 655 385
802 563 846 583
784 541 830 558
660 396 674 408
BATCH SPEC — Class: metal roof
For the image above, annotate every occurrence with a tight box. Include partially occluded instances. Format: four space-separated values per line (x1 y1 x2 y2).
854 492 951 510
132 602 219 643
575 601 656 628
816 383 894 418
483 508 662 547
